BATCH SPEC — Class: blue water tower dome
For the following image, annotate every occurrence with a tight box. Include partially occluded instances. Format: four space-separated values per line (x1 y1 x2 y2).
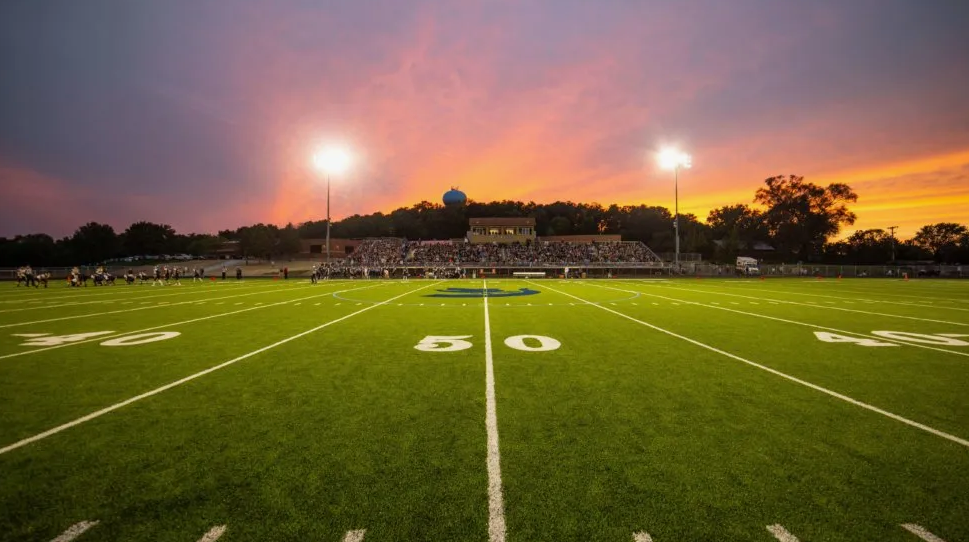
443 187 467 206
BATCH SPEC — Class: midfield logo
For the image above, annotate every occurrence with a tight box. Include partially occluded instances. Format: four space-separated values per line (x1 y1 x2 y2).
424 287 540 298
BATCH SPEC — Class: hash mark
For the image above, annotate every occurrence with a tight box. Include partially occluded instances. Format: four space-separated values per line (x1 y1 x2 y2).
50 520 100 542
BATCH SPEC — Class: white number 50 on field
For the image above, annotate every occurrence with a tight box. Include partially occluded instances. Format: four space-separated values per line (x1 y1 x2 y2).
414 335 561 352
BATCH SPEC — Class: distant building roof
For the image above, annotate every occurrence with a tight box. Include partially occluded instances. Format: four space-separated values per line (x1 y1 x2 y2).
469 217 536 227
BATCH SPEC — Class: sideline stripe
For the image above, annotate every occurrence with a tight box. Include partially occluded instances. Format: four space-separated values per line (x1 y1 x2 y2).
197 525 226 542
901 524 947 542
766 524 799 542
533 281 969 449
632 532 653 542
483 279 507 542
342 530 367 542
0 284 318 329
0 284 381 362
607 283 969 359
0 282 437 456
50 520 99 542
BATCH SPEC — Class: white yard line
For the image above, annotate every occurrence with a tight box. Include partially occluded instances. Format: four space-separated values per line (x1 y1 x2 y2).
0 283 281 314
342 530 367 542
632 532 653 542
601 283 969 359
766 524 800 542
0 283 434 455
0 284 319 329
532 281 969 449
482 279 507 542
901 523 947 542
0 285 382 363
50 520 99 542
667 286 969 327
196 525 226 542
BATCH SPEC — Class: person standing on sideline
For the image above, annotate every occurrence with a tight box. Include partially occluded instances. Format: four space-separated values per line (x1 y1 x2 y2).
236 267 242 280
221 265 227 280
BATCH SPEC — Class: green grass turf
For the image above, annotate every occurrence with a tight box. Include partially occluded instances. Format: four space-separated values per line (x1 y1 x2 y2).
0 277 967 541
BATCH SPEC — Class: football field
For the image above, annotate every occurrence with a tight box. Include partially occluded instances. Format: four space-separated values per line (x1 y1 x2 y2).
1 277 967 542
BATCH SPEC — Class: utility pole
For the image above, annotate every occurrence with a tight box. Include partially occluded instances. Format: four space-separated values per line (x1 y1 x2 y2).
887 225 898 262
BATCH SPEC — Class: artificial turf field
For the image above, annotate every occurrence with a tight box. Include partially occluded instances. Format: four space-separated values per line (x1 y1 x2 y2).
0 277 967 542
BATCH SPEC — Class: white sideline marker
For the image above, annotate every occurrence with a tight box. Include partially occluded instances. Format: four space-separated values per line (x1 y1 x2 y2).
482 279 507 542
632 531 653 542
343 530 367 542
901 523 947 542
766 524 799 542
0 282 440 456
197 525 226 542
235 302 243 305
50 520 99 541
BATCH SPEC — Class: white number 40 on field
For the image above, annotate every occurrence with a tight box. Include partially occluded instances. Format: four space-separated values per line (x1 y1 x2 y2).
15 331 180 347
813 331 969 347
415 335 561 352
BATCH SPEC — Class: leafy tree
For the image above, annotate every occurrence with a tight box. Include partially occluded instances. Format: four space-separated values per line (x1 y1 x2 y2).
842 229 893 264
912 223 968 263
185 234 223 257
277 224 302 256
123 221 178 256
69 222 118 264
238 224 277 260
754 175 857 261
707 204 766 243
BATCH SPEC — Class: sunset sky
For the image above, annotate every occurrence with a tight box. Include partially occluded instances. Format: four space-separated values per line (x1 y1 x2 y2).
1 0 967 240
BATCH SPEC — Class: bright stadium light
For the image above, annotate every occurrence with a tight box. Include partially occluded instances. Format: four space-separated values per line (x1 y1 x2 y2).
313 146 352 176
311 145 354 269
655 147 692 268
657 147 691 170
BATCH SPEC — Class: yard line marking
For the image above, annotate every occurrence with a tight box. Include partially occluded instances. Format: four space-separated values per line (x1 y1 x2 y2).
533 281 969 449
196 525 226 542
606 283 969 358
50 520 99 542
482 279 507 542
0 284 318 329
343 530 367 542
632 532 653 542
651 303 659 306
717 282 969 311
750 302 759 305
235 302 243 305
0 284 279 313
766 524 800 542
294 302 301 306
0 283 437 455
0 284 382 362
901 523 947 541
637 283 969 327
315 303 321 306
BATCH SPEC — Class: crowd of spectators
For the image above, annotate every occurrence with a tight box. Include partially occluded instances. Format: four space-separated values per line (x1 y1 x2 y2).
347 239 661 266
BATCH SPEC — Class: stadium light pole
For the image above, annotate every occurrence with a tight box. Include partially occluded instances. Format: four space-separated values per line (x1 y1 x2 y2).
312 146 352 265
657 147 692 267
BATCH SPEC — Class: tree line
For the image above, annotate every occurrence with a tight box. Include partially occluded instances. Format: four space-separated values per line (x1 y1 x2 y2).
2 175 967 266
